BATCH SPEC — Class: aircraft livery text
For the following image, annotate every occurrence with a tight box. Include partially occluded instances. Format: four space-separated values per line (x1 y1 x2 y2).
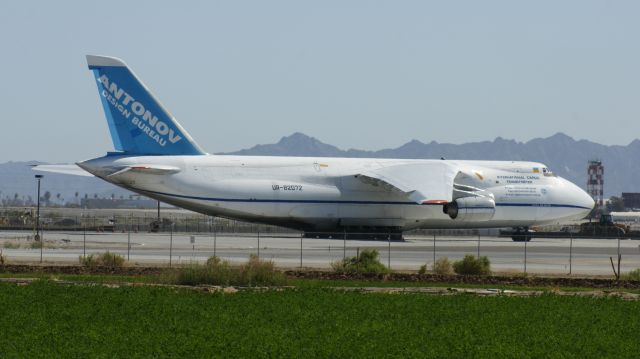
97 74 182 147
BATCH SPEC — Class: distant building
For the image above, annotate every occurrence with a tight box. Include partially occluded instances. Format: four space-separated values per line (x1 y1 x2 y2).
80 198 159 209
622 192 640 210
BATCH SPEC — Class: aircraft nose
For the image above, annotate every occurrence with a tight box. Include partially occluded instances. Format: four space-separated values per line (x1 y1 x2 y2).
562 177 595 216
577 187 596 212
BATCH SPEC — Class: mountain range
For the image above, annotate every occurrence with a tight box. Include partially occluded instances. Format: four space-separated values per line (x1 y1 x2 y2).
223 132 639 197
1 132 636 203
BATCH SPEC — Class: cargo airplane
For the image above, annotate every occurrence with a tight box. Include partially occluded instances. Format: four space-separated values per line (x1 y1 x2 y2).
36 55 595 239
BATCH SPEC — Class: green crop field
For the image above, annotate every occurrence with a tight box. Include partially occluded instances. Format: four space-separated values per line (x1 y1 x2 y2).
0 281 638 358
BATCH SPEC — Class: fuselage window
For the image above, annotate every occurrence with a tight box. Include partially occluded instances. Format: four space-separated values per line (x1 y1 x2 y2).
542 167 556 177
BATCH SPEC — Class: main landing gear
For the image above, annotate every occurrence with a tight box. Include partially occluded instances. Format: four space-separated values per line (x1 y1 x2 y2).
510 226 533 242
303 227 404 241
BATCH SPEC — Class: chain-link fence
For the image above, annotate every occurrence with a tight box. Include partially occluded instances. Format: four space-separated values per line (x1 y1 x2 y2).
2 215 640 276
1 208 640 275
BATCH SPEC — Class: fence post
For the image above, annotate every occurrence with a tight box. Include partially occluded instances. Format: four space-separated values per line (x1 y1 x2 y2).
83 223 86 259
432 233 436 265
169 223 173 267
212 217 217 258
257 230 260 259
569 234 573 275
40 225 43 264
343 230 346 261
617 234 621 278
127 216 131 261
477 233 481 258
300 232 303 268
524 238 528 274
387 232 391 270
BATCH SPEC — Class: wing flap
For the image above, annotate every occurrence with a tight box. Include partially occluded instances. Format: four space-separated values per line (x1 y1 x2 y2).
358 162 459 204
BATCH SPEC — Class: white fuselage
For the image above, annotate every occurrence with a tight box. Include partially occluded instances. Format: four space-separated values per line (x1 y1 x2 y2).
78 155 594 231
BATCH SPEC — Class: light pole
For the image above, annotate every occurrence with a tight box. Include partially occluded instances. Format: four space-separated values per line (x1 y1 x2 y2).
35 174 43 263
35 175 43 241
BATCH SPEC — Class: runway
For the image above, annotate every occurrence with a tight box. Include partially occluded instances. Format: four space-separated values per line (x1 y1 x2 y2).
1 230 640 275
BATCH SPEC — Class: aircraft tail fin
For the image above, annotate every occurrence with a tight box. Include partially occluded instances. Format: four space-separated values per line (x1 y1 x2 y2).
87 55 206 156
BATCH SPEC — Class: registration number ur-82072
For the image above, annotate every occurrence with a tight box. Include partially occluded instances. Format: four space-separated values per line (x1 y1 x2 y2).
272 184 303 191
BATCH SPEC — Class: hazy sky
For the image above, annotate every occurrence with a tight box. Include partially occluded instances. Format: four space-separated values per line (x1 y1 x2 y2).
1 1 639 162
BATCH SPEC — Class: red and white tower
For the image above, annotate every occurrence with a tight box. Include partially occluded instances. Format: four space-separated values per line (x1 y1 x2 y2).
587 160 604 217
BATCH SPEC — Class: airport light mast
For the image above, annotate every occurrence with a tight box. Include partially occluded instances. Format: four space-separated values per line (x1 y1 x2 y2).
35 174 46 262
34 174 43 241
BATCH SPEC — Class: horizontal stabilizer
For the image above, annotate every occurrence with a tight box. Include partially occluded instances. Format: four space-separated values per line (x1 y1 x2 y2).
32 164 94 177
107 165 181 178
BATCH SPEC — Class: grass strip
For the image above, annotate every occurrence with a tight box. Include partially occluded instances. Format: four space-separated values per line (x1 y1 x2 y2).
0 281 639 357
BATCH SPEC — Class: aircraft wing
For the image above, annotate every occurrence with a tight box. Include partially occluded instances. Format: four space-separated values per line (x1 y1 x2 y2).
32 164 94 177
357 162 459 204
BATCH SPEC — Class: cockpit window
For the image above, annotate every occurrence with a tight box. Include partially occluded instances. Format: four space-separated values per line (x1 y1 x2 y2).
542 167 556 177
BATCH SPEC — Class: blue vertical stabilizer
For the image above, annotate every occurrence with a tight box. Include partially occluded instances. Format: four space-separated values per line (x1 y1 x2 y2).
87 55 205 156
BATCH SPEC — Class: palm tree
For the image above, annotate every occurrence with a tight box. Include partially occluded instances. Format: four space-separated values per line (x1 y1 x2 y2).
43 191 51 205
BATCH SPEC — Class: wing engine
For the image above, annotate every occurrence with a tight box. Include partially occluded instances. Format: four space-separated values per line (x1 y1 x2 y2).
442 184 495 221
356 163 496 222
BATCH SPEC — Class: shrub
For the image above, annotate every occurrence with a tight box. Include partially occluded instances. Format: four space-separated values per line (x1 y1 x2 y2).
418 264 428 275
100 251 125 267
79 254 98 267
167 255 286 287
0 250 5 266
3 241 20 249
171 257 233 286
79 251 126 267
30 241 43 249
624 268 640 281
331 249 389 274
432 257 453 275
452 255 491 276
206 256 223 266
238 254 286 286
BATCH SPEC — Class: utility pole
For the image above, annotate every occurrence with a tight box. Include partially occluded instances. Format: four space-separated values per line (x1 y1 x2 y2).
35 175 43 242
35 175 43 263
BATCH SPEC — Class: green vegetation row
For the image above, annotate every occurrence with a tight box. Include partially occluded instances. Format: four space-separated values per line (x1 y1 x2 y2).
163 255 287 286
0 281 639 357
73 250 493 287
4 249 640 287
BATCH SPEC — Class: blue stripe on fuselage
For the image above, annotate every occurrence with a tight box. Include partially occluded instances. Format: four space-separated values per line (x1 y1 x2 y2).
135 188 592 209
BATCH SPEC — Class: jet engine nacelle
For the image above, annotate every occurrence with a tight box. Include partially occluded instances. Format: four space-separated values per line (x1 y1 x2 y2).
443 196 496 221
